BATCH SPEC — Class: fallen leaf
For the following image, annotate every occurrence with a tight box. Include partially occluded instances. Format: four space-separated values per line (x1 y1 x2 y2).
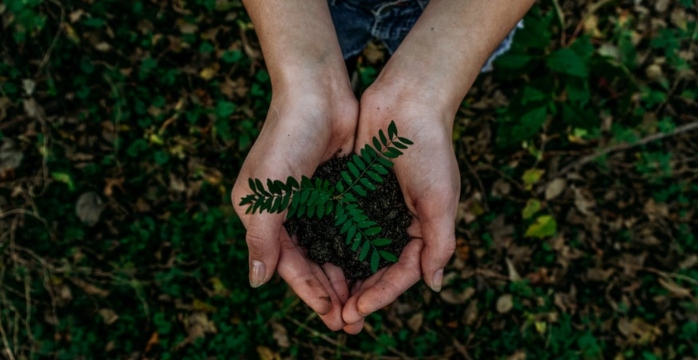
98 309 119 325
506 258 522 281
545 178 566 200
440 287 476 305
0 139 23 172
407 312 424 332
522 198 542 220
256 346 280 360
271 322 289 348
496 294 514 313
658 277 692 298
522 168 545 191
76 192 105 226
524 215 557 239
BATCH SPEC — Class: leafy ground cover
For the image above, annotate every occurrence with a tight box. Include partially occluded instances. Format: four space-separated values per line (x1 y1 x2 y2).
1 0 697 359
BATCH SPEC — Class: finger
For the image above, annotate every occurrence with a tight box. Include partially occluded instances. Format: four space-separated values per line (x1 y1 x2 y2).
342 240 423 324
243 213 283 288
355 239 423 317
313 264 346 331
323 263 349 304
418 214 456 292
343 319 364 334
277 233 333 316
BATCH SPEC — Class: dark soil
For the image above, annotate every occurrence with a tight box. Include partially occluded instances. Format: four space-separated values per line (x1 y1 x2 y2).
284 156 411 280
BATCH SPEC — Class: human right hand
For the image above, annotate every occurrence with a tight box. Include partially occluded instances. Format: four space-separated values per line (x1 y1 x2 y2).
231 82 358 331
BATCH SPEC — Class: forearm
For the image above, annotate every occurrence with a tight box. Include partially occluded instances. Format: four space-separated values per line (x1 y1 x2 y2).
373 0 535 119
242 0 350 91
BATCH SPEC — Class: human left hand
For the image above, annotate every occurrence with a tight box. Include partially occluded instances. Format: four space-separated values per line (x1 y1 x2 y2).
340 84 460 334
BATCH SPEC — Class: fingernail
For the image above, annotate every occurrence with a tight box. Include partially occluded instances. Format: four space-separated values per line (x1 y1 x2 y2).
250 260 266 288
431 268 443 292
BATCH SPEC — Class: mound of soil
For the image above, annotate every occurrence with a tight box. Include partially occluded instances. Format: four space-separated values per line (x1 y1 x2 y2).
284 156 411 280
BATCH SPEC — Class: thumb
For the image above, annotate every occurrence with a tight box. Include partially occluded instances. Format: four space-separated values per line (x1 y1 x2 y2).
244 213 283 288
419 214 456 292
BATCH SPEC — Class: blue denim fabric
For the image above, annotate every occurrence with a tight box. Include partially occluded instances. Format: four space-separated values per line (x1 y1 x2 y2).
328 0 523 72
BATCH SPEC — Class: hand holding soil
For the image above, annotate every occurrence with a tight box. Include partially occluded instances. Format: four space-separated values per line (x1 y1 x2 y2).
231 88 358 331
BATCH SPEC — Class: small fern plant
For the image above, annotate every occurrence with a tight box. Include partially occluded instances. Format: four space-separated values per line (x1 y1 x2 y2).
239 121 413 273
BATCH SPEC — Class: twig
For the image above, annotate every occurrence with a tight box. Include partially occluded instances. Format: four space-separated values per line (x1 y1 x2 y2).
462 158 489 211
34 0 65 78
551 0 566 45
552 121 698 180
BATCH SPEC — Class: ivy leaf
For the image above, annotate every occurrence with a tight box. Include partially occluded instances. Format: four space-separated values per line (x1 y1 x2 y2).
524 215 557 239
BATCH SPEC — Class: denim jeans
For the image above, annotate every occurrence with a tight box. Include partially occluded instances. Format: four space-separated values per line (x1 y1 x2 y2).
328 0 523 72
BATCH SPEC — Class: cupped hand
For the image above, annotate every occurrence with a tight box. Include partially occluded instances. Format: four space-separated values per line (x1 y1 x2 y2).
341 86 460 333
232 85 358 331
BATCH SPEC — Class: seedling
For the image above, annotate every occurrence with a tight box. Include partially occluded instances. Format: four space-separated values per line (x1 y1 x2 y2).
239 121 413 273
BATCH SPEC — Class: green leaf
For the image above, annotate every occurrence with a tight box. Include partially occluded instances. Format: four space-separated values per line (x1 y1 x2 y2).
366 170 383 183
352 154 366 170
376 157 394 168
267 179 281 195
347 226 357 245
300 189 310 203
546 48 589 78
255 179 270 196
341 171 353 186
215 100 236 119
353 185 367 197
343 193 357 203
379 129 388 146
388 121 397 138
370 250 380 273
51 172 75 191
398 137 413 145
364 227 382 236
348 162 360 179
279 193 291 213
360 178 376 191
387 147 403 157
522 168 545 191
308 191 319 205
393 142 407 150
379 251 398 262
336 181 345 193
340 220 352 234
522 198 541 220
359 241 370 261
269 196 281 213
325 201 333 215
352 236 362 250
286 176 299 190
371 163 388 175
372 137 382 152
366 145 378 158
317 201 325 218
358 221 376 229
524 215 558 239
248 178 256 192
372 238 391 247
